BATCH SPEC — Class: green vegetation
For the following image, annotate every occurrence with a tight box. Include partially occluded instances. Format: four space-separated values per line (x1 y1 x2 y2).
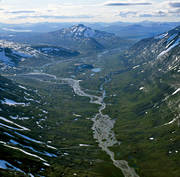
0 26 179 177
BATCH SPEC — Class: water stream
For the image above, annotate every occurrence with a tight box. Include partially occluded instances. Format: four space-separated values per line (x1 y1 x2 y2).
61 77 140 177
18 72 140 177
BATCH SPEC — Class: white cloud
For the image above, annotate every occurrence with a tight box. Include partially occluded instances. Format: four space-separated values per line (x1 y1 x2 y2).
7 10 36 14
0 0 179 23
104 1 152 6
169 2 180 8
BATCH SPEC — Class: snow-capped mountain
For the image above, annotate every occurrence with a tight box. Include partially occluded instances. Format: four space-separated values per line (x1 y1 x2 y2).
0 40 80 67
127 25 180 72
56 24 115 39
48 24 130 51
155 26 180 59
1 24 132 53
154 27 180 73
123 26 180 122
0 40 42 66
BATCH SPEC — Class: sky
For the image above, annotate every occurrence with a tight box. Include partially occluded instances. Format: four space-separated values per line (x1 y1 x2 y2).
0 0 180 24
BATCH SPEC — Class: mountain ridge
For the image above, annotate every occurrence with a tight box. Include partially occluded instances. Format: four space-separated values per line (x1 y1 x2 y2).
0 24 132 53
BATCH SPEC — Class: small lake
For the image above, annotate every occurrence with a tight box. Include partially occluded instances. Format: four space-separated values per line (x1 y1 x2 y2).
91 68 101 73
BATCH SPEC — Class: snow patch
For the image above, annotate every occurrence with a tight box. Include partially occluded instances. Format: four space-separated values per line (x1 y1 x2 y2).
0 160 24 173
172 88 180 96
157 38 180 58
133 65 140 69
167 33 178 43
1 98 26 106
4 144 47 162
139 87 144 91
91 68 101 73
19 85 27 90
154 33 168 39
0 116 30 131
79 144 90 147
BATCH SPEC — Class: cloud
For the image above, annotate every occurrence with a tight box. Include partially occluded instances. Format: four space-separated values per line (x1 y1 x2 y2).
7 10 36 14
168 8 180 16
169 2 180 8
119 11 137 17
0 0 179 23
139 11 167 18
14 15 93 19
169 8 180 13
2 28 32 32
104 2 152 6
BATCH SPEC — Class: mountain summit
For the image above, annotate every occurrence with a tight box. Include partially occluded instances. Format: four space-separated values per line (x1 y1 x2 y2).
55 24 115 39
47 24 130 52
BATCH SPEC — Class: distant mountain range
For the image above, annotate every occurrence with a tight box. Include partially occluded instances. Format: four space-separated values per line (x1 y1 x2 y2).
0 24 132 53
1 21 180 40
92 22 180 40
1 22 180 54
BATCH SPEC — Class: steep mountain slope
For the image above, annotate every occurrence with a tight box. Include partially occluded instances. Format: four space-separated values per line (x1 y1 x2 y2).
124 25 180 126
128 25 180 68
0 76 58 176
99 26 180 177
126 25 180 95
0 40 120 177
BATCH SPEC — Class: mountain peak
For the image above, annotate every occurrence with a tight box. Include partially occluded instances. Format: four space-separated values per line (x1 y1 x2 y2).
74 24 86 28
32 24 129 52
69 24 95 38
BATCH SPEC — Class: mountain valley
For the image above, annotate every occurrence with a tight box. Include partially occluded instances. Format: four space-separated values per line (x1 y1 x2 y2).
0 24 179 177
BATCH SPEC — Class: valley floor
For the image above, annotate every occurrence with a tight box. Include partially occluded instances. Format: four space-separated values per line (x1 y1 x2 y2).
0 47 180 177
